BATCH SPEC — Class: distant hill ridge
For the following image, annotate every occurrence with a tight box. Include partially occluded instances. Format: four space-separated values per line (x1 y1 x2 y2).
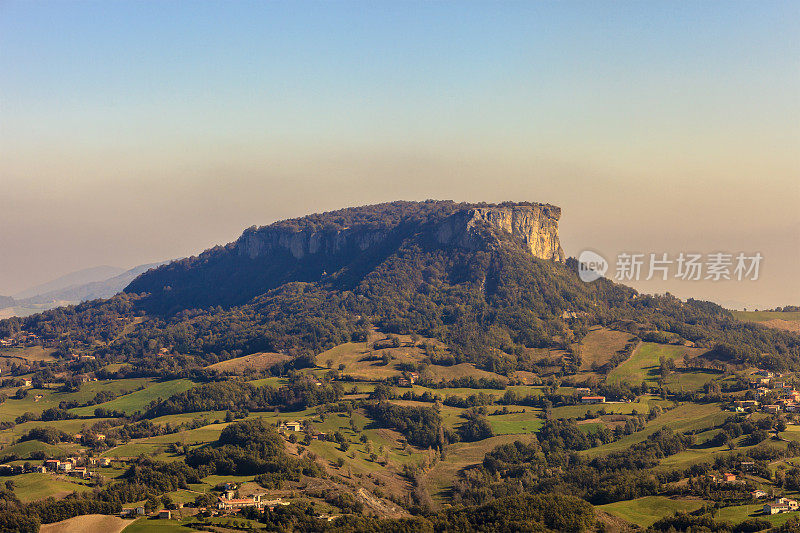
13 265 124 299
1 262 168 316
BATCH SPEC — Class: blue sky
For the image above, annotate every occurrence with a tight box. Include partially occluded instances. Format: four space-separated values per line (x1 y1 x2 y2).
1 1 798 307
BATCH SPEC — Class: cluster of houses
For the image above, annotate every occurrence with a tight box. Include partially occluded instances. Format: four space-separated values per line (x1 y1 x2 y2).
217 490 289 512
0 332 39 347
73 432 106 442
763 497 799 515
120 507 174 519
280 421 304 432
0 456 111 480
734 370 800 414
42 456 111 478
116 483 304 521
708 472 741 484
67 353 96 362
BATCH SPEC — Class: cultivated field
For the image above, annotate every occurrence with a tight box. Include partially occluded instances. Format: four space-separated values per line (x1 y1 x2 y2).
606 342 703 386
11 472 91 502
205 352 291 373
734 310 800 333
598 495 706 527
41 514 134 533
577 327 636 370
583 402 727 458
122 519 194 533
71 379 197 416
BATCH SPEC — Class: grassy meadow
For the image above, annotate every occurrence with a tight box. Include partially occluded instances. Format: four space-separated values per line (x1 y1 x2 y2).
598 496 707 527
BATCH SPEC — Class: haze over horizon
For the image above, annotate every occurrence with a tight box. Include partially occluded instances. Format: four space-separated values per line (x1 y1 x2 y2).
2 1 798 309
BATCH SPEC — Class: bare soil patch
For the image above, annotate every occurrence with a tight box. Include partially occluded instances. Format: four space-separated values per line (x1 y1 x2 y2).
40 514 133 533
206 352 291 372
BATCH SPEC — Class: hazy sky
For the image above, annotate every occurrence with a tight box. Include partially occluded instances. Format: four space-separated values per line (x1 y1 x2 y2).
1 1 798 308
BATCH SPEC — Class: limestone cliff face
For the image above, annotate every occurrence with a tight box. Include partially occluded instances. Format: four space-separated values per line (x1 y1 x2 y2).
434 204 565 261
236 203 564 262
238 226 389 260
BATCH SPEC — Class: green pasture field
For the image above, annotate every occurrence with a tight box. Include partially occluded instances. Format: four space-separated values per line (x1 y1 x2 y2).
577 422 603 433
664 370 722 392
598 496 707 527
316 336 507 384
8 472 91 503
607 342 697 386
247 376 287 388
148 411 230 427
0 377 153 423
0 345 57 361
716 503 799 526
424 362 508 383
487 409 542 435
315 341 415 380
102 422 229 459
1 418 113 447
122 519 195 533
0 439 71 459
71 379 197 416
780 424 800 442
551 396 669 421
582 402 728 458
422 433 539 505
733 311 800 323
66 378 153 405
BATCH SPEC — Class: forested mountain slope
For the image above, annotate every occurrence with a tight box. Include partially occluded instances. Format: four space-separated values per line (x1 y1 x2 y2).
1 201 798 373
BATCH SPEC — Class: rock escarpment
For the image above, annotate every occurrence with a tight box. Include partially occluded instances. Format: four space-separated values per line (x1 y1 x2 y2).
238 226 390 260
434 204 564 261
236 202 564 262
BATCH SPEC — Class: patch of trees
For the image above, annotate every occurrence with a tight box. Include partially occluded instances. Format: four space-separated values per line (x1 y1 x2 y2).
420 376 507 390
145 374 342 417
240 492 594 533
648 513 779 533
186 418 319 480
456 427 694 506
14 408 77 425
458 410 494 442
443 392 495 409
366 402 446 449
19 427 72 445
